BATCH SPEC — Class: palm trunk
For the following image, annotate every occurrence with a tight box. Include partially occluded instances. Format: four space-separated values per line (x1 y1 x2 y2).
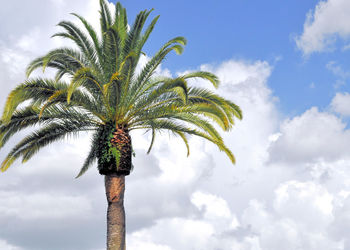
105 175 126 250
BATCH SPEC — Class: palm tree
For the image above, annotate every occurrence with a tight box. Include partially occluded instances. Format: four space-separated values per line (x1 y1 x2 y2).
0 1 242 249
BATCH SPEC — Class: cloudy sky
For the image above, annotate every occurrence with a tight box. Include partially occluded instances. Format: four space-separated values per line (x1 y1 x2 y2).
1 0 350 249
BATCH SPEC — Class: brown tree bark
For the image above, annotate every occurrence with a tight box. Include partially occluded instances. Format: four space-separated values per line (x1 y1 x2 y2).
105 175 126 250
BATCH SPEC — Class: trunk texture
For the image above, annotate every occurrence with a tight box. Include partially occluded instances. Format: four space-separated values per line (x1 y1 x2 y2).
110 125 132 175
105 175 126 250
98 124 132 176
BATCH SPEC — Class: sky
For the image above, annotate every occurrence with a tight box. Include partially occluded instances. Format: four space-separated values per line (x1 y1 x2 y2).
0 0 350 249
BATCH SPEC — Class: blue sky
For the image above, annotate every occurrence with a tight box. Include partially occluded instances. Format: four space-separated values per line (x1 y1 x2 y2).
114 0 350 116
1 0 350 249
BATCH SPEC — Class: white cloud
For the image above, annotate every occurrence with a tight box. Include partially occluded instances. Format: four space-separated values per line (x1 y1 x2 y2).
204 60 278 167
128 218 214 250
268 107 350 163
126 59 349 249
273 181 333 225
241 199 273 232
331 92 350 116
0 240 22 250
296 0 350 55
326 61 350 88
128 238 172 250
239 182 343 250
191 191 232 219
329 195 350 248
0 191 92 220
326 61 350 79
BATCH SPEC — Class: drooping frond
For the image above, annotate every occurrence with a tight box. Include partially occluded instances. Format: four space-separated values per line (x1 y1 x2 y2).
2 78 105 124
67 67 104 103
174 131 190 156
2 78 66 122
181 71 220 88
52 21 98 65
1 120 95 172
75 131 100 178
71 13 102 64
132 119 235 163
26 48 86 78
187 87 243 121
128 36 187 101
128 77 189 118
0 105 99 149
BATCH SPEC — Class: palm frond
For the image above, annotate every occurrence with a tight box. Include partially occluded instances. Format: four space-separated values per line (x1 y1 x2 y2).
75 131 100 178
129 37 187 99
71 13 103 65
0 104 100 150
26 48 85 78
181 71 220 88
99 0 113 33
1 120 95 172
132 119 235 163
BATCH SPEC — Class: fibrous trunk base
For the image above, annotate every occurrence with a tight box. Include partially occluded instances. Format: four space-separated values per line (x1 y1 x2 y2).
98 124 132 176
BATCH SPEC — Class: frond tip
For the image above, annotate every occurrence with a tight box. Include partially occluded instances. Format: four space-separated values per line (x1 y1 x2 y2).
75 132 99 178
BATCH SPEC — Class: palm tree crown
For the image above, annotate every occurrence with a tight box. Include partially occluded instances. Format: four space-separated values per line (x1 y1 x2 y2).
0 0 242 176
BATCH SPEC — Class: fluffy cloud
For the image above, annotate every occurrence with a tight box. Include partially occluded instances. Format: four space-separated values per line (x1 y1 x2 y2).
296 0 350 55
0 240 22 250
0 191 92 220
268 107 350 163
329 195 350 248
326 61 350 88
128 59 350 249
126 58 350 250
331 92 350 116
